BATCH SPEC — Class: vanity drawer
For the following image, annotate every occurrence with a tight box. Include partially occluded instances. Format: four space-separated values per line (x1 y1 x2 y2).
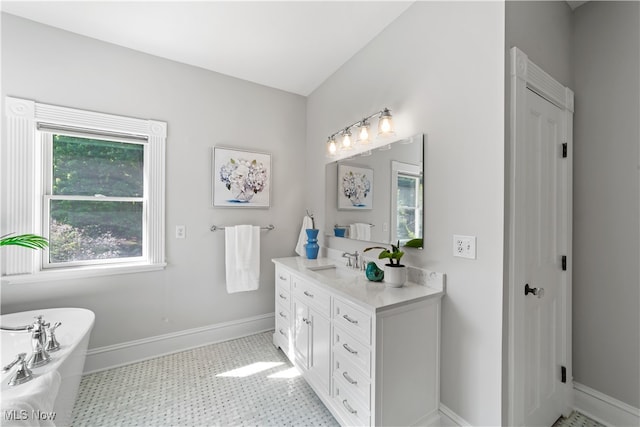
275 266 291 288
333 352 371 410
276 282 291 310
333 297 372 345
276 306 291 325
333 380 371 427
333 326 371 377
293 277 331 317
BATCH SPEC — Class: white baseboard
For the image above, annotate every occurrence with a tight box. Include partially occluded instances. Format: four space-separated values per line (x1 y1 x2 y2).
83 312 275 374
439 403 471 426
574 382 640 427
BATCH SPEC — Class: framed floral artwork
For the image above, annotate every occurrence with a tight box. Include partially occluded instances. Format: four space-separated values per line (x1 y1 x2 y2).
213 147 271 208
337 164 373 210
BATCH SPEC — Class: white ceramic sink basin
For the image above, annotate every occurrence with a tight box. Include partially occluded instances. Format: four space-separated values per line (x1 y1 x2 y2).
306 264 359 280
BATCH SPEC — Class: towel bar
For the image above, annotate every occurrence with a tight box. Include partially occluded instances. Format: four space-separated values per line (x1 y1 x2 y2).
334 223 375 228
210 224 275 232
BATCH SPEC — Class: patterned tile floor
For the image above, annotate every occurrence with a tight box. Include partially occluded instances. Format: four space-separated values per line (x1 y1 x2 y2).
553 411 607 427
72 331 339 426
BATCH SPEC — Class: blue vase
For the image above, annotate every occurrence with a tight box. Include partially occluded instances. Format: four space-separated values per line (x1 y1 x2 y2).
305 229 320 259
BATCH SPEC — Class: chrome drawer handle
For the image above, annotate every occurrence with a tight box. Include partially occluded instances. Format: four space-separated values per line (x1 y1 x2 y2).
278 293 287 300
342 314 358 324
279 311 287 319
279 328 286 336
303 291 314 298
343 343 358 355
342 399 357 415
279 275 287 281
342 371 358 385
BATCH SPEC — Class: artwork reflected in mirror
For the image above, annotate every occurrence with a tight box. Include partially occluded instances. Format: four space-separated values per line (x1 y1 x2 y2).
325 134 424 245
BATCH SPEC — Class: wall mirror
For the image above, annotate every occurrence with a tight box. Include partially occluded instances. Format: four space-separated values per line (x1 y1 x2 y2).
325 133 424 245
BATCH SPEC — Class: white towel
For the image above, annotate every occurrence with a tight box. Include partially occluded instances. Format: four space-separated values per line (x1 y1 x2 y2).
349 224 357 239
295 215 314 256
1 370 61 426
350 223 372 241
225 225 260 293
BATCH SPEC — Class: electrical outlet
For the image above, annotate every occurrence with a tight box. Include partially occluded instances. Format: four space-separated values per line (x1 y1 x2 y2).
453 235 476 259
176 225 186 239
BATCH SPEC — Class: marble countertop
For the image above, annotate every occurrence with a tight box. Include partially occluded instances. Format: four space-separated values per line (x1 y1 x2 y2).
272 257 444 313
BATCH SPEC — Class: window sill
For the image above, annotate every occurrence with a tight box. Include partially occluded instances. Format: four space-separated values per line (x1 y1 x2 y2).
0 262 167 285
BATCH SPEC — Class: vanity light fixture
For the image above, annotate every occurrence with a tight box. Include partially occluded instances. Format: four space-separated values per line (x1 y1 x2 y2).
326 108 395 157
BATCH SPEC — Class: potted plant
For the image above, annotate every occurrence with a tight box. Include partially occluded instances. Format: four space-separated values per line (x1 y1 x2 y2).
364 240 407 287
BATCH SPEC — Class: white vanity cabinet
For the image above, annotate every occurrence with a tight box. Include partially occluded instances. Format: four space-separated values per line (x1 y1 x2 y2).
272 257 444 427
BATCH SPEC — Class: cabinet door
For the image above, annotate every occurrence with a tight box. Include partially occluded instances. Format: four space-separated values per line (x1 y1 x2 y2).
308 307 331 394
293 298 310 370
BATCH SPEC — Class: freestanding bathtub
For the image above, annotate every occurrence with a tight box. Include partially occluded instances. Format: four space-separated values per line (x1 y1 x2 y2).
1 308 95 426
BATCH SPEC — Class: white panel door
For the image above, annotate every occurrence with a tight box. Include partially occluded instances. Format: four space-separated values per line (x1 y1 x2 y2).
523 88 567 427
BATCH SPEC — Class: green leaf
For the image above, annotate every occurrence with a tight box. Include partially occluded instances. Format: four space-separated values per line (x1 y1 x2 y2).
0 234 49 250
404 238 423 248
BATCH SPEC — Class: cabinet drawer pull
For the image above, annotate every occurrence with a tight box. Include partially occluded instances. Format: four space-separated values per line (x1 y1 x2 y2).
279 328 286 336
342 371 358 385
278 293 287 300
342 399 357 415
303 291 314 298
279 275 287 281
279 311 287 319
342 314 358 324
343 343 358 355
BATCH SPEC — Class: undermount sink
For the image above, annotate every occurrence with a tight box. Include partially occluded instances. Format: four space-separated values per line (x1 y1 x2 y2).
306 264 359 280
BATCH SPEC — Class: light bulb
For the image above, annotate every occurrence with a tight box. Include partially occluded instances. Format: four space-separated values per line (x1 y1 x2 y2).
358 121 370 144
377 108 395 136
342 130 352 149
327 138 337 155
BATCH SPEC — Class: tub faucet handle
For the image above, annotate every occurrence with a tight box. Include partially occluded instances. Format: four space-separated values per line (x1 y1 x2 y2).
46 322 62 352
2 352 27 372
5 353 33 386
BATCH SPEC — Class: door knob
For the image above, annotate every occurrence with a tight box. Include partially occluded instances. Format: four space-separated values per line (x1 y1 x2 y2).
524 283 544 298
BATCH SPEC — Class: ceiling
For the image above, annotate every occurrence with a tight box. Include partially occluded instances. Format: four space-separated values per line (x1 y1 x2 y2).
1 1 413 96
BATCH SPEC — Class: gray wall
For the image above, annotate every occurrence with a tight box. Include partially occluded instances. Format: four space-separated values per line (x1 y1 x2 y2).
1 14 306 348
573 1 640 408
307 2 506 425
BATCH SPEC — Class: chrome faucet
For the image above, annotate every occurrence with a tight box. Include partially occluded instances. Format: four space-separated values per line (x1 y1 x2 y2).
342 251 360 269
1 315 52 368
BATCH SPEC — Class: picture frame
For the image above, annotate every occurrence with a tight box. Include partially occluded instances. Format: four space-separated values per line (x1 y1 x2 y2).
212 146 271 208
337 163 373 210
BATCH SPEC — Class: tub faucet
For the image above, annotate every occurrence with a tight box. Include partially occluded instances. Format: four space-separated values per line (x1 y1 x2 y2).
1 315 51 368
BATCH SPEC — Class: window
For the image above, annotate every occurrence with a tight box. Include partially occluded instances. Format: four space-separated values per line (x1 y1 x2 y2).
396 173 423 243
2 97 166 282
390 161 423 244
43 133 146 267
